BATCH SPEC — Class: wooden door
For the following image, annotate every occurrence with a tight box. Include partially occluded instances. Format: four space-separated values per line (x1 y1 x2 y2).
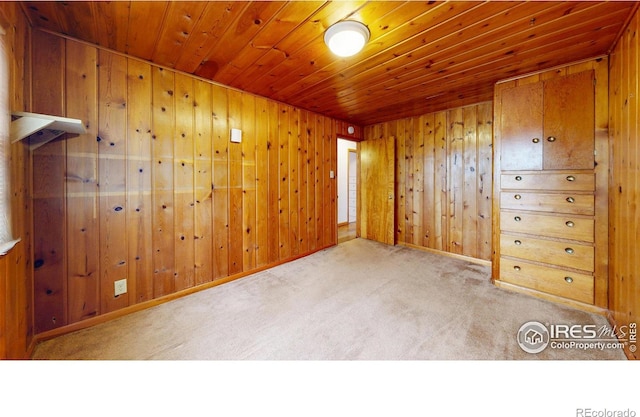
500 82 543 170
359 136 395 245
543 70 595 170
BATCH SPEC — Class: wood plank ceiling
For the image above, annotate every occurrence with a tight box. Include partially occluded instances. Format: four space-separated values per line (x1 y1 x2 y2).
22 1 637 126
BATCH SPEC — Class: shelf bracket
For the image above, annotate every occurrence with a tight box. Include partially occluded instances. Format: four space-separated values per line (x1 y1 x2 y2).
10 111 86 151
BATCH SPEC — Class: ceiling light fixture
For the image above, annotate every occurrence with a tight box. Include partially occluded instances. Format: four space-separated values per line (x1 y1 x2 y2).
324 20 370 57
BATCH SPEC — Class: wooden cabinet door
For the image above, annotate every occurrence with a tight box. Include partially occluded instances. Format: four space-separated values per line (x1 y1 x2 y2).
360 135 395 245
543 70 595 170
500 82 543 170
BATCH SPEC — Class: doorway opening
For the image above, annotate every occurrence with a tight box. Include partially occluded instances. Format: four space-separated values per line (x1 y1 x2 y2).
338 138 358 244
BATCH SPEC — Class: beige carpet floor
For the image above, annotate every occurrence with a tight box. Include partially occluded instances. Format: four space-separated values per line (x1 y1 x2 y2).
32 238 626 360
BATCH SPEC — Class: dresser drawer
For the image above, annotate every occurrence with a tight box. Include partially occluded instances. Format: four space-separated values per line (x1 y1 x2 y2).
501 173 595 191
500 211 594 242
500 257 594 304
500 234 594 272
500 192 594 215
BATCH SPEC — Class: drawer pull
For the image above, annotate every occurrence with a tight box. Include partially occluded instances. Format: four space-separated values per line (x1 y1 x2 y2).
514 240 522 245
566 175 576 182
565 247 574 254
514 216 522 222
532 138 540 143
566 197 575 203
565 221 575 227
515 175 522 181
564 276 574 284
513 266 521 271
547 136 557 142
514 194 522 200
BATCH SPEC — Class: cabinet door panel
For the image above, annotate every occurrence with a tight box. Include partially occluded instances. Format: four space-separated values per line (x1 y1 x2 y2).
543 70 595 170
500 82 543 170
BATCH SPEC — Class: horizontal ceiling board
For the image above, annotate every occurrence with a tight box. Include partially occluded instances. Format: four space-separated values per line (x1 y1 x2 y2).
23 1 637 125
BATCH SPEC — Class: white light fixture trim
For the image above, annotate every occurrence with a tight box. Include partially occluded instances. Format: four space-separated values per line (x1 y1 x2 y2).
324 21 370 57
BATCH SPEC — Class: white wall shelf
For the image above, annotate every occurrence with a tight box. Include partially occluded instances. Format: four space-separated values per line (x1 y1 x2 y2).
10 111 86 151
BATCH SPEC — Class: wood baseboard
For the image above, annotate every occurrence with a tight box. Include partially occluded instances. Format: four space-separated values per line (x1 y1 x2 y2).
398 242 492 267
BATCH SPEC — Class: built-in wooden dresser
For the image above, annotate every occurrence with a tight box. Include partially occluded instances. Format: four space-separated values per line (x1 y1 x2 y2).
492 59 609 312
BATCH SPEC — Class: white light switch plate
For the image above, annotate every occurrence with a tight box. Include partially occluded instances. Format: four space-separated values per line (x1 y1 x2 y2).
230 128 242 143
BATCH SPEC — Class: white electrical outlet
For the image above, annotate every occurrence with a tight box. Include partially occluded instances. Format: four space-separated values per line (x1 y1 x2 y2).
114 279 127 296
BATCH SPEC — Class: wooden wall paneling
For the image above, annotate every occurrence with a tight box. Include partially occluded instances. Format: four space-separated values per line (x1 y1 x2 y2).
330 115 338 246
97 50 129 313
151 67 176 297
65 40 100 324
242 92 257 271
462 106 478 259
255 96 269 267
609 9 638 360
434 111 448 252
447 107 464 255
194 79 213 285
476 102 493 261
266 100 280 261
31 30 67 332
227 90 244 274
0 254 6 358
395 119 406 244
289 107 300 256
421 114 435 248
313 113 323 249
278 104 291 259
413 116 425 246
126 58 153 303
298 111 309 254
174 73 196 291
405 119 415 245
212 84 229 279
306 113 317 251
324 116 336 247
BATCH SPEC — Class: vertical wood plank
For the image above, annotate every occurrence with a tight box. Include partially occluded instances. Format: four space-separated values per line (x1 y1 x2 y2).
242 93 256 271
434 111 447 252
151 67 175 297
396 119 406 244
194 79 213 285
267 100 280 261
307 114 317 251
255 97 269 267
31 30 67 332
323 117 334 247
477 102 493 261
65 40 100 323
126 58 153 303
98 50 128 313
173 73 195 291
422 113 436 248
448 108 464 254
289 107 300 255
299 111 310 254
227 89 243 274
462 106 478 258
278 104 291 259
314 114 323 249
413 116 424 246
212 84 229 279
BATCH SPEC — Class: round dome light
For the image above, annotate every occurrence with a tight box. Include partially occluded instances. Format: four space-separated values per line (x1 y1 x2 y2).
324 21 370 57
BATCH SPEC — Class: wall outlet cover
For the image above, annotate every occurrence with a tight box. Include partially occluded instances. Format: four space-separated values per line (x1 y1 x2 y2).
114 279 127 296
